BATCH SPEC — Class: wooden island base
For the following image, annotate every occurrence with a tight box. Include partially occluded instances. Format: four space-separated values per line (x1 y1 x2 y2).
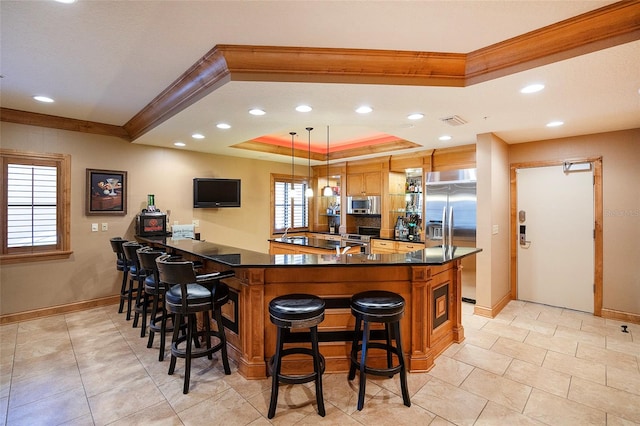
139 237 474 380
220 261 464 379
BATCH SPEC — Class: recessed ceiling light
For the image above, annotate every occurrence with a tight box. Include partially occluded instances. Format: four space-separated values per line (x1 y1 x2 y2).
546 121 564 127
174 142 186 147
191 133 205 139
439 135 452 141
407 113 424 120
521 83 545 94
55 0 77 4
216 123 231 129
296 105 312 112
249 108 266 116
355 106 373 114
33 95 54 103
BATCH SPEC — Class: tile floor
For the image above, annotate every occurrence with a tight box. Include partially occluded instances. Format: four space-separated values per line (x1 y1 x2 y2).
1 300 639 425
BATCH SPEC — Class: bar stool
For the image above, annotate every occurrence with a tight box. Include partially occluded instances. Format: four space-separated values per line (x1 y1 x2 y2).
267 294 326 419
156 254 235 394
109 237 130 315
137 247 173 361
348 290 410 411
122 242 149 334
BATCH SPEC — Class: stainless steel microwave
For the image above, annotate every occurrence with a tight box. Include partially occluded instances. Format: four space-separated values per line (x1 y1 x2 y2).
346 196 381 215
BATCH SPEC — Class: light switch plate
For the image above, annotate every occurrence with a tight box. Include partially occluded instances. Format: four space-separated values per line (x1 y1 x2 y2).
91 223 98 232
101 223 108 231
492 224 499 235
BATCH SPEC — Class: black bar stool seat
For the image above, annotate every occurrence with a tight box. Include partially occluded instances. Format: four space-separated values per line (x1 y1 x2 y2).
348 290 411 411
267 294 326 419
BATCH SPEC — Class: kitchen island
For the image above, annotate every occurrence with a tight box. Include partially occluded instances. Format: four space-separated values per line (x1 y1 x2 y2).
138 236 480 379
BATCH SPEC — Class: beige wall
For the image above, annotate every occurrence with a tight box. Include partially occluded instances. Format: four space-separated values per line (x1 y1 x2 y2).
509 128 640 315
475 133 511 312
0 122 300 316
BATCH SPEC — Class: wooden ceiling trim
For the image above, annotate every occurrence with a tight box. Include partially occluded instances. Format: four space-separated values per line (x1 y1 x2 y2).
232 138 420 161
123 46 231 141
219 45 467 87
466 1 640 84
0 108 130 140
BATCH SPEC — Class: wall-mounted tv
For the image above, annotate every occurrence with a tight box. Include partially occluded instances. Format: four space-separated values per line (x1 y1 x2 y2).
193 178 241 208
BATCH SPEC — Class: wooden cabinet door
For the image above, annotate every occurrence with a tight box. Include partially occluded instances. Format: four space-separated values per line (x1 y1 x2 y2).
347 172 381 196
346 173 364 196
363 172 381 195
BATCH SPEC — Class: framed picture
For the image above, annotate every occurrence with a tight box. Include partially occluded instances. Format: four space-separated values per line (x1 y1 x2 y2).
86 169 127 215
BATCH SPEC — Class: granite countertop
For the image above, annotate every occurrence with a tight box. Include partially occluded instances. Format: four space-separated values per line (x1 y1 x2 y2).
137 236 481 268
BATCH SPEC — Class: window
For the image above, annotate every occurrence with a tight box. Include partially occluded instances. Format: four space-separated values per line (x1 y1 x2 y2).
1 150 72 263
271 174 309 234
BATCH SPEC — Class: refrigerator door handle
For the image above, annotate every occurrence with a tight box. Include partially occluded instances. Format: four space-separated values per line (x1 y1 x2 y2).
441 206 447 246
448 206 454 248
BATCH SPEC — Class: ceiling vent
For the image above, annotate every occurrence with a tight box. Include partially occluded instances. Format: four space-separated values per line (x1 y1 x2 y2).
440 115 467 126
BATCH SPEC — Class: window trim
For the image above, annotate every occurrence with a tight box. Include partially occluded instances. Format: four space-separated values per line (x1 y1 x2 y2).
270 173 310 235
1 149 72 264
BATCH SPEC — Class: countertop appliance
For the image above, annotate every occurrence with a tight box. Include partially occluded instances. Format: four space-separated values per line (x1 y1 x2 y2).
136 211 167 237
346 196 381 215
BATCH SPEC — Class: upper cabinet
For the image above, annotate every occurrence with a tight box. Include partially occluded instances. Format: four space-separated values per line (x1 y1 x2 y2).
347 171 382 196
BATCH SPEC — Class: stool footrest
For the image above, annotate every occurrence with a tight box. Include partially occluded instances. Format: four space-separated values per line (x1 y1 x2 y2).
171 333 224 360
350 342 403 377
268 347 325 385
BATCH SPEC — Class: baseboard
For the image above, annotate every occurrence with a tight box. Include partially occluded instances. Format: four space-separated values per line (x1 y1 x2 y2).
601 308 640 325
473 293 512 318
0 295 120 325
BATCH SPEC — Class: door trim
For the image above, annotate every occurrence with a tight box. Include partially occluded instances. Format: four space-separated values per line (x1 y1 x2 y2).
510 157 603 316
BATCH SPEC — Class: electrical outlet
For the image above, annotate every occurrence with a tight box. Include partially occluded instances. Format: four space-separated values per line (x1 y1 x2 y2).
101 223 108 231
91 223 98 232
192 219 199 227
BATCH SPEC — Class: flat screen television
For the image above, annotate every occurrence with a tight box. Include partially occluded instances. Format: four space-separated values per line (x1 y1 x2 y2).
193 178 241 208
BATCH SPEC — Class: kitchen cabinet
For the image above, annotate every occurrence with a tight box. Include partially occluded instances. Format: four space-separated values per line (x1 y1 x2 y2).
371 239 424 254
396 241 425 253
347 171 381 196
370 239 396 254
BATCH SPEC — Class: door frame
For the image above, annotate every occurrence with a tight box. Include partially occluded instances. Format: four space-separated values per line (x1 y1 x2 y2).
510 157 603 316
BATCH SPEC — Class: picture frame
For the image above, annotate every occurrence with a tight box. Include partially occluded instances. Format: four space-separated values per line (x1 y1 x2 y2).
86 169 127 215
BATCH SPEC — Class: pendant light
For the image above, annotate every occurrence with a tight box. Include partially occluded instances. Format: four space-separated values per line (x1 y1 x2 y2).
322 125 333 196
289 132 296 200
305 127 314 197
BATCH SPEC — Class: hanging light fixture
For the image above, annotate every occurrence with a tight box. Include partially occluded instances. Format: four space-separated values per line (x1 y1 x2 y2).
289 132 296 199
322 126 333 196
305 127 314 197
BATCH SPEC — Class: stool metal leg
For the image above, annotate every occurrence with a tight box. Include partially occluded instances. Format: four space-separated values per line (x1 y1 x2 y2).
118 269 128 313
268 326 285 419
394 321 411 407
357 321 370 411
214 307 231 374
168 313 181 376
385 323 393 370
348 316 362 380
310 325 326 417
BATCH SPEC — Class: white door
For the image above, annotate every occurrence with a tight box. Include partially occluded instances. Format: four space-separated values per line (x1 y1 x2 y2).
516 165 594 313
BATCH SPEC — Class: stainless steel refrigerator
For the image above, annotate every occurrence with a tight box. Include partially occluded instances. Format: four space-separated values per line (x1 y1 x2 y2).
424 168 477 302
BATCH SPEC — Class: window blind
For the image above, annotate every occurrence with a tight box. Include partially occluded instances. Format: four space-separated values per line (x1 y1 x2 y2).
6 164 58 248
